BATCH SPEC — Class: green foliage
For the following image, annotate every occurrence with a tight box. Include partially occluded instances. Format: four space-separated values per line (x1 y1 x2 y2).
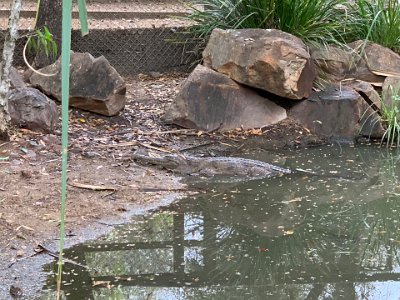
27 26 58 58
352 0 400 53
380 85 400 147
183 0 272 38
273 0 352 45
185 0 353 45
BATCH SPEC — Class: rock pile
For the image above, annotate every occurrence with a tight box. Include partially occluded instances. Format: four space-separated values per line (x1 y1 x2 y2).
6 52 126 133
165 28 400 142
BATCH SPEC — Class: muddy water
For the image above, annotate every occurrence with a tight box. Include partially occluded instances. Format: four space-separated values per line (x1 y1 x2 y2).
38 145 400 299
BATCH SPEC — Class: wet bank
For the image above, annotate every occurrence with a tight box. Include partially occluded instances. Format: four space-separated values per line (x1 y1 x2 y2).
37 144 400 300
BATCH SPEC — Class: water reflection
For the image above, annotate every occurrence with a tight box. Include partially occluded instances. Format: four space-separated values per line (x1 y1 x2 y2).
39 145 400 299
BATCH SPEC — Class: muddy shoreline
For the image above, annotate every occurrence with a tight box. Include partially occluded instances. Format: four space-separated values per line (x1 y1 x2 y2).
1 190 187 299
0 73 326 299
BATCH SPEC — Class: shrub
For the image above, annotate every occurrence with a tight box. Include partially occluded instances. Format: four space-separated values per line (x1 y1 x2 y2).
352 0 400 52
185 0 353 45
273 0 353 45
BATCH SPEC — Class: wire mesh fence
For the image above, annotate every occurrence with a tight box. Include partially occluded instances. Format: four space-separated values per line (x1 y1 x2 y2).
0 0 202 76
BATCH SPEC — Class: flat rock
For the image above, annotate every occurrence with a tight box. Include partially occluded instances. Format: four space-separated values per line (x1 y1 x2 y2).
8 87 58 133
163 65 287 131
349 41 400 80
202 28 315 99
29 52 126 116
289 86 384 141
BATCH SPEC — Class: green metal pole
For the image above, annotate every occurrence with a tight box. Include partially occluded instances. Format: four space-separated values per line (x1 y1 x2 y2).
57 0 73 294
57 0 88 295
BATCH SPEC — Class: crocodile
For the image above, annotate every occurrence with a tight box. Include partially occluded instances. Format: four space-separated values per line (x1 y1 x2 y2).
132 151 292 179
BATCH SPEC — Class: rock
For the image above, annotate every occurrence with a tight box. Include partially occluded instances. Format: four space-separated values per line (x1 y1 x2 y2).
9 67 26 89
163 65 287 131
0 63 26 89
30 52 126 116
311 44 385 86
381 76 400 109
312 44 352 84
202 28 315 99
349 41 400 82
343 79 382 109
8 87 58 133
350 55 386 86
343 80 385 138
289 86 384 141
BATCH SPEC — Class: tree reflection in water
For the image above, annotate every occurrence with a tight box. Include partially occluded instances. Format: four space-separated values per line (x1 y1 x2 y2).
40 145 400 300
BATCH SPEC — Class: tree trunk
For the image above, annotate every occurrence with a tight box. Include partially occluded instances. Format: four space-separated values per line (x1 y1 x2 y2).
0 0 22 140
34 0 62 68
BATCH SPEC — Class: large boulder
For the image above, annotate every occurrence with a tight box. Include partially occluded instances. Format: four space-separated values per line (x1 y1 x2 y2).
311 44 385 86
349 41 400 81
312 45 352 84
163 65 287 131
8 87 58 133
202 28 315 100
289 86 384 141
29 52 126 116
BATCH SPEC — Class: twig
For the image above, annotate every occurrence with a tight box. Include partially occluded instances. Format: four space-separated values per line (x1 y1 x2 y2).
96 141 138 148
108 128 200 137
181 141 216 152
132 187 188 192
142 129 199 135
138 142 174 153
0 142 9 148
95 140 175 154
69 181 118 191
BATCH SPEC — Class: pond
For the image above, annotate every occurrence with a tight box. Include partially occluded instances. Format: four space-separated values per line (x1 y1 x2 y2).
38 145 400 299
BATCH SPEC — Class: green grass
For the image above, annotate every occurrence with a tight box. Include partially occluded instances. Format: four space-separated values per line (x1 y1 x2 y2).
381 85 400 147
184 0 274 38
184 0 353 45
184 0 400 53
273 0 353 45
352 0 400 53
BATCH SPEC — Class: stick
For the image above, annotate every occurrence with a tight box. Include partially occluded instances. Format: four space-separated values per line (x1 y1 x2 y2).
69 181 117 191
95 140 175 154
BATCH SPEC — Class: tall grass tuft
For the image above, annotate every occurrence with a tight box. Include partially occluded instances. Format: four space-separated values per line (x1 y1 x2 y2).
352 0 400 52
381 85 400 147
184 0 353 45
184 0 275 38
274 0 352 45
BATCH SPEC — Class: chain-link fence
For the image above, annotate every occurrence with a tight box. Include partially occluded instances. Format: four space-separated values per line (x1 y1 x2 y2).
0 0 202 76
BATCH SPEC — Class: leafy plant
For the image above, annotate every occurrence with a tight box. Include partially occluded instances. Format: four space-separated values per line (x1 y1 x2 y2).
27 26 58 59
352 0 400 52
